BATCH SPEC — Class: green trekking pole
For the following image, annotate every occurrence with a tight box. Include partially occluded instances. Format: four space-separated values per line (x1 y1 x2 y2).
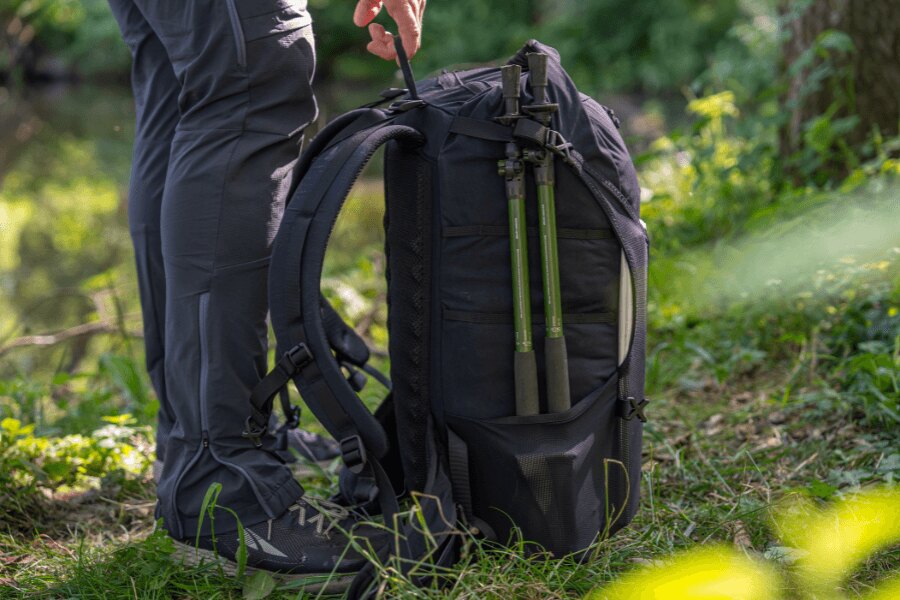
498 64 540 416
525 52 571 413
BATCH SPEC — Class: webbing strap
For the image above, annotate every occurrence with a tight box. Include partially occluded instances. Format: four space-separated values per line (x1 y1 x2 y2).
393 35 419 100
449 115 550 146
449 115 512 142
246 295 372 444
442 309 616 325
442 224 613 240
243 342 312 446
348 427 461 599
449 115 584 169
446 429 473 517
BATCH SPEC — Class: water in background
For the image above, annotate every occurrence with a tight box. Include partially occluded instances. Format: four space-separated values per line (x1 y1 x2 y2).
0 82 386 376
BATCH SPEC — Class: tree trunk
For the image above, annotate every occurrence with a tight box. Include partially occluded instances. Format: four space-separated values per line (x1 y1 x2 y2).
781 0 899 157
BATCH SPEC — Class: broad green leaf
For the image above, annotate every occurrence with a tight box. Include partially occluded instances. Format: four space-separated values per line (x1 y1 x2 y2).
242 571 276 600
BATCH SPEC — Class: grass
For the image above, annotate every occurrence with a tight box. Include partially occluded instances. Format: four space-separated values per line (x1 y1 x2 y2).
2 230 896 597
1 94 898 597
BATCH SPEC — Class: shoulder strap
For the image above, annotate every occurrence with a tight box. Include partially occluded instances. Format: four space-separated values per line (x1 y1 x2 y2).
246 108 398 440
266 113 425 467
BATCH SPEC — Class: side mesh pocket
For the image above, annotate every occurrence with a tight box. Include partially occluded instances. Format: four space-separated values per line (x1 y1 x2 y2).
446 375 629 556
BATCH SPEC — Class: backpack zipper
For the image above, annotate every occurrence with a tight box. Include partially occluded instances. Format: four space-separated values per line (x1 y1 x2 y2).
197 293 276 519
168 433 208 539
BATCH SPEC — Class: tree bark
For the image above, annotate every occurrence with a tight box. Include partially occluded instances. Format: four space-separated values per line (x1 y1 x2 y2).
781 0 899 155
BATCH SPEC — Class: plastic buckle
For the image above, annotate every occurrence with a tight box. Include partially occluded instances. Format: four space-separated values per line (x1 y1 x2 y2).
546 130 577 165
379 87 408 100
622 396 649 423
242 417 266 448
340 435 367 474
388 99 426 113
284 343 313 370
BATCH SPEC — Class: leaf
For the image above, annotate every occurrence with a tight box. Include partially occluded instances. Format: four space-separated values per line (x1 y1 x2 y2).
196 482 222 548
815 30 854 54
807 480 837 499
243 571 276 600
99 354 150 408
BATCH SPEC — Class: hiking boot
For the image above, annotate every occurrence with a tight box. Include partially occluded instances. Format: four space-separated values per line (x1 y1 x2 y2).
152 429 340 484
172 496 384 592
282 427 341 462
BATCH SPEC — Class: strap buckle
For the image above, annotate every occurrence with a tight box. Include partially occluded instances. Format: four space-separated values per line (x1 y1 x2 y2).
545 129 578 167
621 396 649 422
340 435 367 474
242 417 267 448
388 99 426 113
281 343 313 373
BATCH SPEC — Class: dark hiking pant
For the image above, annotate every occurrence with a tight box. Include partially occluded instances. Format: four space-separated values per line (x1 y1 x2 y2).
107 0 317 537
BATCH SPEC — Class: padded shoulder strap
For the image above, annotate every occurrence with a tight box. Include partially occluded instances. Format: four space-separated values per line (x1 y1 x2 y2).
268 114 425 466
245 110 395 440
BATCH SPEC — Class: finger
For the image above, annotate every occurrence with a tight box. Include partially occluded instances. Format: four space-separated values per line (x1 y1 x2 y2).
367 22 397 60
417 0 427 22
385 0 421 58
353 0 384 27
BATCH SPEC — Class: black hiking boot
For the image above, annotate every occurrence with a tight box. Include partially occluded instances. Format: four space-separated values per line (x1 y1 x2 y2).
172 496 383 593
281 428 341 462
153 429 340 483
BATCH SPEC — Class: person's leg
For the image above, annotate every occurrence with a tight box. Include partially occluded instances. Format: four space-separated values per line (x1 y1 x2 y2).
126 0 318 538
106 0 179 463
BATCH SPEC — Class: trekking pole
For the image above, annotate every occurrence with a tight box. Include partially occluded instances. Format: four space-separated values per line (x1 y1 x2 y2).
497 64 540 416
524 52 571 413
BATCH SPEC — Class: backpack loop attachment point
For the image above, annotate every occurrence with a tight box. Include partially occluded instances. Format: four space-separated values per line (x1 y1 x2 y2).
340 435 367 474
620 396 649 422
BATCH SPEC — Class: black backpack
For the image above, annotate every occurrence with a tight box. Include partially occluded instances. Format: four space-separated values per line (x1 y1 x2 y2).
248 39 648 595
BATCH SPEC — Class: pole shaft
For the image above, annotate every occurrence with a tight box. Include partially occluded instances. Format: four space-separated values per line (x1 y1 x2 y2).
527 52 571 412
508 173 532 352
500 64 540 416
536 173 562 338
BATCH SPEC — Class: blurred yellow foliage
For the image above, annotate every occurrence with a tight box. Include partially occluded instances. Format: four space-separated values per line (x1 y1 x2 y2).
587 487 900 600
775 487 900 597
588 545 780 600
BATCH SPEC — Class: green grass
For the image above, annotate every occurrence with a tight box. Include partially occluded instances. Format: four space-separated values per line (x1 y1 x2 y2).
2 190 897 598
2 91 898 597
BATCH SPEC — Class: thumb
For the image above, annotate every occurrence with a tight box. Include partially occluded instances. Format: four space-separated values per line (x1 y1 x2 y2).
353 0 384 27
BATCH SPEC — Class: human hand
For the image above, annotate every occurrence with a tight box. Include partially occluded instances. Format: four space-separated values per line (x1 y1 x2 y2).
353 0 426 61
